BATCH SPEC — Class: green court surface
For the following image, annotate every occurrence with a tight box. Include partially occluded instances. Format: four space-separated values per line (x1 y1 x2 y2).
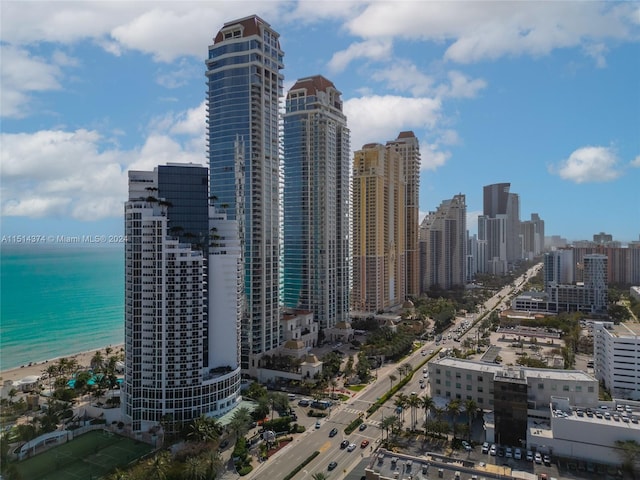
15 430 155 480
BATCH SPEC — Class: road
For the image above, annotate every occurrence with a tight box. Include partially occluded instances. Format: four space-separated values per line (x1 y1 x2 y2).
243 263 543 479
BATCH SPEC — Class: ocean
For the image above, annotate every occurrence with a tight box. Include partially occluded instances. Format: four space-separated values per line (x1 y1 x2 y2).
1 244 124 371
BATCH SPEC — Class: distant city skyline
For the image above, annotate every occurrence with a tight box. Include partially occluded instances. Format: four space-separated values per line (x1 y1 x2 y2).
1 2 638 243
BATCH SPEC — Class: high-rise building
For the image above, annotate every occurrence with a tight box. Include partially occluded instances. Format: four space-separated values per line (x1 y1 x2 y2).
352 142 406 313
520 213 545 260
206 15 284 372
419 194 467 291
282 75 350 332
388 132 421 299
123 165 241 433
477 183 521 274
543 249 575 290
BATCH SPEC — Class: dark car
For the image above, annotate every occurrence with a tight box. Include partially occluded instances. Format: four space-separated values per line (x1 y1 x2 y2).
340 439 349 449
497 446 505 457
359 423 367 431
328 461 338 471
329 427 338 437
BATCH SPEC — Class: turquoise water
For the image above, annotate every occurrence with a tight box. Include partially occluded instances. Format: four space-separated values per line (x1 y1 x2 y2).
0 245 124 371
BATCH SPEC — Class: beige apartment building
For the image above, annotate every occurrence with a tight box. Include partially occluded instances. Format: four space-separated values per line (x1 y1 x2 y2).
352 142 406 313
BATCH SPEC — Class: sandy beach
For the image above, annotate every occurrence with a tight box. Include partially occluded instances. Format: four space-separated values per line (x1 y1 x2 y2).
0 344 124 385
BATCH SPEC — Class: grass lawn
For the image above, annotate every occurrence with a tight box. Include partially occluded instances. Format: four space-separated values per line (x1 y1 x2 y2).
15 430 155 480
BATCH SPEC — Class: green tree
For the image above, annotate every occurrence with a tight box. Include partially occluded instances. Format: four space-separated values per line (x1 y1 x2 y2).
447 400 461 439
615 439 640 477
421 396 435 434
464 398 478 442
148 451 170 480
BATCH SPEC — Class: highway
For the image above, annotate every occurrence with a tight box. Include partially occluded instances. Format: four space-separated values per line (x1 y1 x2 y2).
244 262 543 479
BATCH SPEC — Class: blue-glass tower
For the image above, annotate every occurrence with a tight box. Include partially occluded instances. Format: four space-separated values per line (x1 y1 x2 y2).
206 16 283 371
283 75 350 331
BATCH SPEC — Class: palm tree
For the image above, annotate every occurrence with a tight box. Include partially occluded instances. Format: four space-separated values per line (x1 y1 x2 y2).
185 456 207 480
148 451 170 480
329 378 338 399
205 449 223 479
228 407 251 440
188 416 222 443
311 473 329 480
380 415 397 441
421 395 435 434
447 400 461 439
91 350 105 372
394 394 408 423
464 398 478 442
388 374 397 390
407 394 421 430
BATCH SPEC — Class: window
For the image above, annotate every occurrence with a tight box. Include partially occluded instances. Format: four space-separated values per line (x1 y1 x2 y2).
563 385 570 392
538 383 544 390
576 385 582 392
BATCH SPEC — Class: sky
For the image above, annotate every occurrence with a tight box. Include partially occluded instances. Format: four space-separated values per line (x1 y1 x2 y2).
1 1 639 245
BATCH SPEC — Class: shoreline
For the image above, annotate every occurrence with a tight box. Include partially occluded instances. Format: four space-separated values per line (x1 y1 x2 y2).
0 344 124 384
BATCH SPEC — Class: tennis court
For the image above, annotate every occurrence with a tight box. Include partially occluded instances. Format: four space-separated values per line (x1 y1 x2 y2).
15 430 155 480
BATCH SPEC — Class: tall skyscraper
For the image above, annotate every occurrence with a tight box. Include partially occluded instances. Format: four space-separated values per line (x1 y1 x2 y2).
543 249 575 290
352 142 406 313
282 75 350 331
419 194 467 291
388 132 421 299
477 182 521 274
123 165 241 433
520 213 545 260
206 15 283 372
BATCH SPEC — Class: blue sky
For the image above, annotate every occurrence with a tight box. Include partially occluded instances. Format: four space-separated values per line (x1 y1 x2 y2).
1 1 639 244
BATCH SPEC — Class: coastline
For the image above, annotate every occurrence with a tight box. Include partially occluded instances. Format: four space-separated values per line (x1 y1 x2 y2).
0 344 124 384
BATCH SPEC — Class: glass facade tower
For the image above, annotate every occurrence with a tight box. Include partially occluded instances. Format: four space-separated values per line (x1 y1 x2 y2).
206 16 284 370
283 75 350 331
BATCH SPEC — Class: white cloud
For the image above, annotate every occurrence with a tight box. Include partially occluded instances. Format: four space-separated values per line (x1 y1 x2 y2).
550 146 622 183
420 141 451 171
328 39 393 73
0 101 204 220
437 71 487 99
0 45 64 118
344 95 441 151
631 155 640 168
371 60 436 96
344 2 636 65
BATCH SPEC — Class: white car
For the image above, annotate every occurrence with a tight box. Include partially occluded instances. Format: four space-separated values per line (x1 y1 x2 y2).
535 452 542 464
526 450 533 461
489 444 497 456
505 447 513 458
347 443 357 452
514 448 522 460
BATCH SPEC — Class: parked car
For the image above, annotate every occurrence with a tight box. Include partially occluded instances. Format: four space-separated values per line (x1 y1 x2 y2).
329 428 338 437
489 444 497 456
481 442 489 454
543 454 551 466
328 461 338 471
514 448 522 460
505 447 513 458
535 452 542 464
526 450 533 461
461 441 472 451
